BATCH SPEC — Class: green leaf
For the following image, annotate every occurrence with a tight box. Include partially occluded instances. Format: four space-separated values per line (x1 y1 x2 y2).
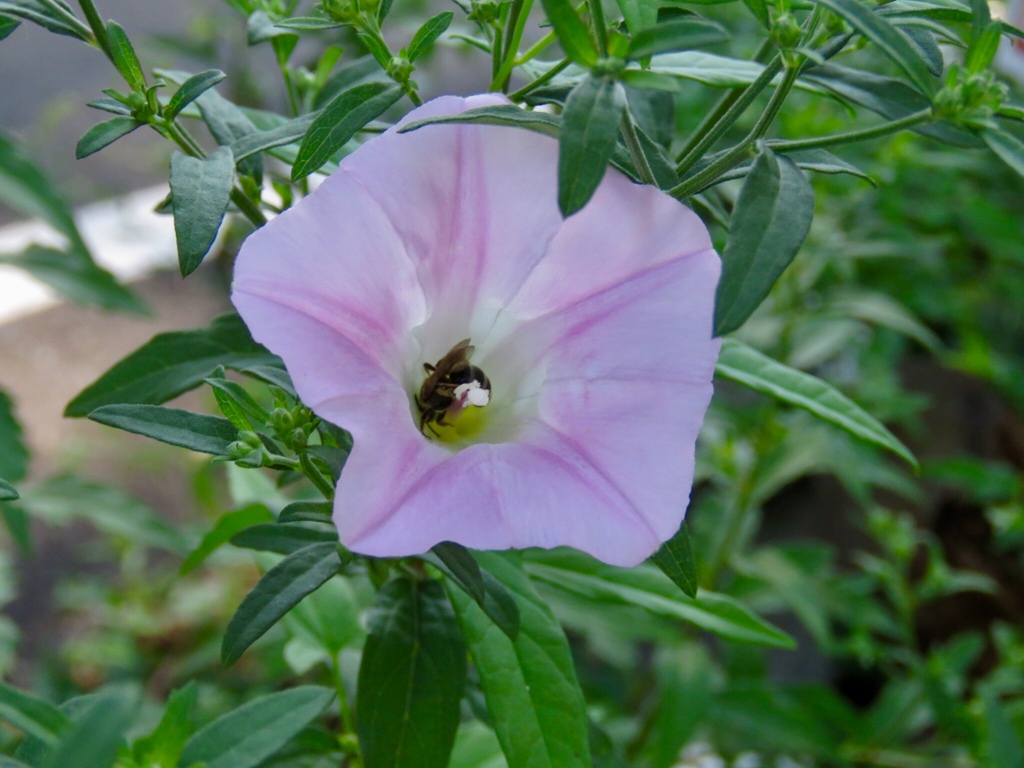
810 0 937 95
357 577 467 768
525 551 795 647
131 682 197 768
0 245 145 313
222 542 344 664
292 82 403 180
19 476 190 553
982 124 1024 180
715 338 918 466
88 404 239 455
231 523 337 554
230 111 317 163
275 16 343 30
0 478 17 501
427 544 521 640
803 63 981 147
105 20 145 90
432 542 485 603
0 130 79 240
278 500 333 523
540 0 598 65
65 314 274 416
0 681 68 744
166 69 226 119
651 522 698 598
192 85 263 179
559 76 627 216
41 686 137 768
180 687 335 768
981 688 1024 768
615 0 658 33
714 144 814 335
0 13 20 40
742 0 770 27
0 0 89 40
170 146 235 276
205 370 270 429
180 504 275 574
407 11 453 61
628 18 729 58
721 147 873 184
247 9 295 44
0 756 32 767
449 552 592 768
0 389 28 483
75 116 141 159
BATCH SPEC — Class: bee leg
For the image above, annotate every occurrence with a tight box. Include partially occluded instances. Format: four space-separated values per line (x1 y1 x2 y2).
423 363 435 373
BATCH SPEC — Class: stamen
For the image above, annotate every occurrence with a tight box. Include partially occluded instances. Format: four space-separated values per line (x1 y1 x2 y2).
453 380 490 408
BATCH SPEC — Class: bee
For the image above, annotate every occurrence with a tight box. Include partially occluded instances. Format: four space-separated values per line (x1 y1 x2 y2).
416 338 491 436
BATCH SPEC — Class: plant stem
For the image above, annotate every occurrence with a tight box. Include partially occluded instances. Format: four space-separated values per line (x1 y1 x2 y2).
670 64 799 199
300 452 336 500
587 0 608 56
78 0 111 57
331 655 356 735
620 110 657 186
674 54 784 177
508 58 570 101
766 109 933 152
491 0 534 92
516 29 557 64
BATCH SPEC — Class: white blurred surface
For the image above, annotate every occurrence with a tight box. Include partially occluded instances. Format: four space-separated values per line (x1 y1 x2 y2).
0 185 176 325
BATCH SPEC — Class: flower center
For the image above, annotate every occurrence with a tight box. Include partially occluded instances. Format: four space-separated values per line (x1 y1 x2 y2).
416 338 492 443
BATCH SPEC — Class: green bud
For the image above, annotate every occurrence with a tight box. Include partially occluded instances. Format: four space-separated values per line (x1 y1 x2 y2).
467 0 501 24
287 427 308 449
592 57 626 78
237 430 262 448
386 55 414 83
272 407 295 432
770 12 802 50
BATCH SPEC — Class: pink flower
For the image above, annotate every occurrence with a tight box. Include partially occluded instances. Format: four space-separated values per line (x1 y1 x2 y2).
231 95 720 567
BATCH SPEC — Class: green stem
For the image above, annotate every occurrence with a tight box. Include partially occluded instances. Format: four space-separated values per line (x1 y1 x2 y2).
331 655 356 735
674 54 784 177
508 58 570 101
516 29 557 64
587 0 608 56
300 451 336 500
78 0 112 57
766 109 933 152
491 0 534 92
620 110 656 186
670 63 800 199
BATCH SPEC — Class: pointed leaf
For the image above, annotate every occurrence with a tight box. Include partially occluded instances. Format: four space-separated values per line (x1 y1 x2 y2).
525 551 795 648
540 0 598 65
0 0 89 39
88 404 238 455
651 522 698 598
982 124 1024 179
41 686 136 768
0 681 68 744
559 76 627 216
0 389 28 483
278 500 332 523
106 21 145 90
131 682 197 768
222 542 344 664
628 18 729 58
407 11 453 61
166 69 226 120
75 116 141 159
65 314 274 416
170 146 235 276
230 111 317 163
180 687 335 768
449 552 592 768
427 544 521 640
715 338 918 466
357 577 467 768
811 0 937 95
275 16 343 30
292 82 403 180
231 523 337 554
0 14 21 40
0 478 17 501
194 87 263 179
714 144 813 335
